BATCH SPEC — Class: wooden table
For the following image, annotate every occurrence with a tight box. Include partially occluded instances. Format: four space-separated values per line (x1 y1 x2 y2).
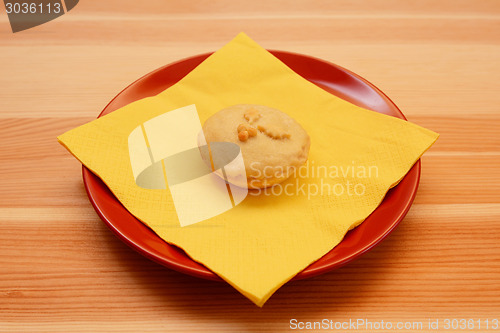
1 1 499 332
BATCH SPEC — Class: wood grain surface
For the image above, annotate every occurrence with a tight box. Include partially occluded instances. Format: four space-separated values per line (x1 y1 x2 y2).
1 1 499 332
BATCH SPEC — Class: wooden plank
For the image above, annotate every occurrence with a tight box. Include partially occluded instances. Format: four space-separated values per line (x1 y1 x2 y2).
0 205 499 330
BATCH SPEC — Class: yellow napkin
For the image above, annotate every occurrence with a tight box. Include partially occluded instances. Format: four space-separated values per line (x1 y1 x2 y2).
58 33 438 306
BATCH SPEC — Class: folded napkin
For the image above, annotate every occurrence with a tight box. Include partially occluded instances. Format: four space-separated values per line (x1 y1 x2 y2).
58 32 438 306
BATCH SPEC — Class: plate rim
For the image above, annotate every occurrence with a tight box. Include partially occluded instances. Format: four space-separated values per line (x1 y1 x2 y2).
82 50 421 281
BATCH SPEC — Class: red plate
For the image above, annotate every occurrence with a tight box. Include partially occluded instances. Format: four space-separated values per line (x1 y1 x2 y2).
83 51 420 281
